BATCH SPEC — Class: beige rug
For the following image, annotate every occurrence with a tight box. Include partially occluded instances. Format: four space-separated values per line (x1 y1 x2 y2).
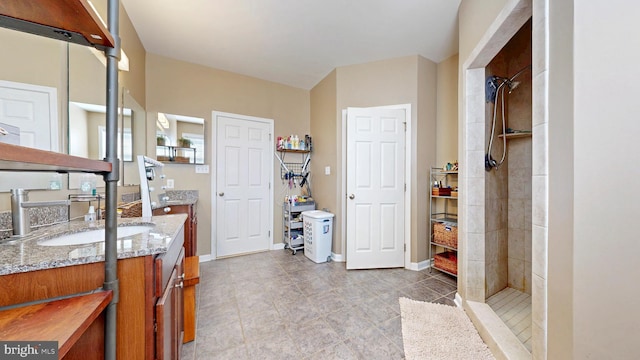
399 297 495 360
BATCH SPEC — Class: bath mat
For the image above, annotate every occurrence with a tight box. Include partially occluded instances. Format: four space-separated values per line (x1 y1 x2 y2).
399 297 495 360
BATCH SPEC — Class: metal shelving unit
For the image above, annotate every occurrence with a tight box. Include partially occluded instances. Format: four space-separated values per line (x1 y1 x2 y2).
428 168 458 277
283 202 315 254
276 148 314 254
0 1 120 358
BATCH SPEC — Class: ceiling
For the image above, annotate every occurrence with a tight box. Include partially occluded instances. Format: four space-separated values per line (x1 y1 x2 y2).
121 0 461 90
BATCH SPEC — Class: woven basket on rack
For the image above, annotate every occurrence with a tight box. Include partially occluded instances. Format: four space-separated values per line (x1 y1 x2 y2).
432 221 458 249
119 200 142 218
433 251 458 275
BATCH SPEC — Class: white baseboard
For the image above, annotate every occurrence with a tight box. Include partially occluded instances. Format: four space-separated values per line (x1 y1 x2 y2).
454 292 463 308
199 254 215 262
272 242 286 250
407 259 430 271
331 252 344 262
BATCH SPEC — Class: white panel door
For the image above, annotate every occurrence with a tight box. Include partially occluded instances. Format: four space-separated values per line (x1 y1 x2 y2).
0 80 58 151
215 112 273 257
346 107 406 269
0 81 58 191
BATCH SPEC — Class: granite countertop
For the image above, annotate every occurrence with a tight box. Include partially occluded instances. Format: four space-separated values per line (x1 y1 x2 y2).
151 190 198 209
0 214 187 276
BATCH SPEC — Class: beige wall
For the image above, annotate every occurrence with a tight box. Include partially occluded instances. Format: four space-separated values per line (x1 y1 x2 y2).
546 1 574 358
145 53 310 256
309 70 338 251
571 1 640 358
309 55 438 263
436 54 459 166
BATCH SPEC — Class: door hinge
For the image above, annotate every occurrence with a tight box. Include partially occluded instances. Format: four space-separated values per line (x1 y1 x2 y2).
268 230 271 238
404 183 406 192
269 133 272 141
154 322 157 333
403 122 407 132
404 243 406 252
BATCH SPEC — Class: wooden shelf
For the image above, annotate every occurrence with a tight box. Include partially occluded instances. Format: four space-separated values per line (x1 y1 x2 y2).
0 290 112 358
0 0 114 49
0 143 111 173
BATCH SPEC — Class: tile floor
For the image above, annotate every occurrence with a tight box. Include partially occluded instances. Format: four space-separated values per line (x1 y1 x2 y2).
180 250 457 360
487 287 532 352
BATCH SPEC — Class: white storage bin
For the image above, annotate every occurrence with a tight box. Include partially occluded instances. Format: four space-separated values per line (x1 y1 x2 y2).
302 210 334 263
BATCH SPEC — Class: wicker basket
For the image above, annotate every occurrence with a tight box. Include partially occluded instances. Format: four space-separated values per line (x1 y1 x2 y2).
432 221 458 249
119 200 142 218
433 251 458 275
432 187 451 196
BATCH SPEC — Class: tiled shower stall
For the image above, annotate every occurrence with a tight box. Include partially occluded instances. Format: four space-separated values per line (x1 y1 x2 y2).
459 0 548 358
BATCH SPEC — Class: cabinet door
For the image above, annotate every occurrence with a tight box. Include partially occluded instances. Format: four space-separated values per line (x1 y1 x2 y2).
155 250 184 360
153 204 197 257
156 267 177 360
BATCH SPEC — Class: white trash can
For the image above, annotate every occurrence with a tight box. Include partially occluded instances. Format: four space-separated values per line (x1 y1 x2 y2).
302 210 334 263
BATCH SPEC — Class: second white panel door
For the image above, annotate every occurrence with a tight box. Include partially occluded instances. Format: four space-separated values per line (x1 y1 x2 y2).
346 107 406 269
215 112 273 257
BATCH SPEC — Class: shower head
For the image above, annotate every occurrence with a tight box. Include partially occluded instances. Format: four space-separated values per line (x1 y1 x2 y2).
508 80 521 93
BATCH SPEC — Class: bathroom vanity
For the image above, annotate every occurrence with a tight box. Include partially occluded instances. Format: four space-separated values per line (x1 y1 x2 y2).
0 215 187 359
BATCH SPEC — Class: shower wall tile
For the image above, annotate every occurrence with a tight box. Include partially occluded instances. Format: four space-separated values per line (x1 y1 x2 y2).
467 260 485 294
525 228 533 263
533 71 548 128
499 199 509 229
467 232 485 261
468 150 486 178
467 205 485 234
532 225 548 279
484 230 498 262
524 260 532 295
508 199 526 230
508 167 526 199
498 228 509 261
533 122 548 176
533 0 548 77
466 68 485 98
532 323 547 360
524 199 533 231
467 122 485 151
532 273 547 329
508 228 525 260
467 177 485 206
532 175 548 227
507 258 525 291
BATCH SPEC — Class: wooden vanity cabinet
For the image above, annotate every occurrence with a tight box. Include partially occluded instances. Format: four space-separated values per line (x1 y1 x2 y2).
154 203 197 257
0 228 186 360
153 203 199 345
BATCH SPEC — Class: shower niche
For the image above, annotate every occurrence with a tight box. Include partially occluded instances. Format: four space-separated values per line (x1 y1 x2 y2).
483 19 533 350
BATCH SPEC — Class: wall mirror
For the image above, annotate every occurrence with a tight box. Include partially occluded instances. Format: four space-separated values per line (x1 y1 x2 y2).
0 27 65 192
68 89 146 188
67 39 146 188
156 113 204 165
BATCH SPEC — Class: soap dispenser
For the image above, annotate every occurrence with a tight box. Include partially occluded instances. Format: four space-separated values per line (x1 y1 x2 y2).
85 206 96 222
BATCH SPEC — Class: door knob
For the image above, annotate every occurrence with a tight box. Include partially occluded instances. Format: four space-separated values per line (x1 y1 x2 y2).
218 192 224 197
348 194 355 199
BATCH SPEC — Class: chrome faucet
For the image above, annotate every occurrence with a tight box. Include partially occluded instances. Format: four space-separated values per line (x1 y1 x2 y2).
11 188 71 237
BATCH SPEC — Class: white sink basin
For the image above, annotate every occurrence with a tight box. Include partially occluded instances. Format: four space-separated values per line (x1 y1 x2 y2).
38 225 154 246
